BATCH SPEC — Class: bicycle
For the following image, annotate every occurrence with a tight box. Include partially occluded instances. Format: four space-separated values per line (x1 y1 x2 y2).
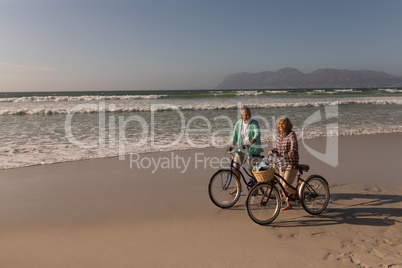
208 148 264 208
245 154 330 225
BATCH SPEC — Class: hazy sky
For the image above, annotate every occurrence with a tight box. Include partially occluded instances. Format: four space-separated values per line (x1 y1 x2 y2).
1 0 402 92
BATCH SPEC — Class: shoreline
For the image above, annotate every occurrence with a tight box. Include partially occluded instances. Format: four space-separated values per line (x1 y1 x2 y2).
0 133 401 267
2 131 401 172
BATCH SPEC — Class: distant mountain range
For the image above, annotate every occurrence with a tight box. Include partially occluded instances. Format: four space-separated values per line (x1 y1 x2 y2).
216 67 402 89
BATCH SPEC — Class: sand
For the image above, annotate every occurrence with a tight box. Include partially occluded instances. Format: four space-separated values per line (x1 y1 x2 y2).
0 133 401 267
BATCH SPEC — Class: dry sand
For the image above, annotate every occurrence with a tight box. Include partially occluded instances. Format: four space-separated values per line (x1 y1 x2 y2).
0 133 401 267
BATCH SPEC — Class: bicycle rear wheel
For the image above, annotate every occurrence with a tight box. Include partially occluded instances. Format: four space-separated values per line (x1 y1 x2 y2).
300 175 330 215
246 182 281 225
208 169 241 208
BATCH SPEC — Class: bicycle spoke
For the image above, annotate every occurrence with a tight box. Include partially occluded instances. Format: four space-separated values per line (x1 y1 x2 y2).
301 175 330 215
209 170 241 208
246 183 281 225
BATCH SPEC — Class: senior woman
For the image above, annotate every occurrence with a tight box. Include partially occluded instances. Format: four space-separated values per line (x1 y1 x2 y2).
269 117 299 211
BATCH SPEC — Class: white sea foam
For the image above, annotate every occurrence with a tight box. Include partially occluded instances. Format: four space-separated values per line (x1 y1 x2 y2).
0 94 168 103
307 89 365 94
210 91 224 95
1 98 400 115
265 90 288 94
335 89 362 93
379 88 402 93
1 127 400 170
236 90 263 96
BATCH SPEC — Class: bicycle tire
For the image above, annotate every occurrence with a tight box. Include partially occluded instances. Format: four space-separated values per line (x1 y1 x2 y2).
300 175 330 215
246 182 281 225
208 169 241 208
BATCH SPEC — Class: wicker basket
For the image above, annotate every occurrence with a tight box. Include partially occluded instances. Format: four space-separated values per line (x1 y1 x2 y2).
252 164 275 182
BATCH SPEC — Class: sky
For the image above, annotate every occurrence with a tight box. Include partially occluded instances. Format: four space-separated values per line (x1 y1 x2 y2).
1 0 402 92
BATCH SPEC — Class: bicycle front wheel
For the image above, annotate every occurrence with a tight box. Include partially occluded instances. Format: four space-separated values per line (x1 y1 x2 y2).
300 175 330 215
246 182 281 225
208 169 241 208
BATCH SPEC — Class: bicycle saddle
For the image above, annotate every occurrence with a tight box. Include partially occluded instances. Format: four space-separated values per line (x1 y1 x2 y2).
296 164 310 172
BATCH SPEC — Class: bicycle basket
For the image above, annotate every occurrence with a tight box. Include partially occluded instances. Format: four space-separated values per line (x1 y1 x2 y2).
252 164 275 182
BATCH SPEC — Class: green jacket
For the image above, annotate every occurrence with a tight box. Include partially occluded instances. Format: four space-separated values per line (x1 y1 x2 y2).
231 119 263 157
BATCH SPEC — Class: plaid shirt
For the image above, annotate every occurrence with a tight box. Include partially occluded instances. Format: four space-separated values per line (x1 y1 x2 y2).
272 131 299 171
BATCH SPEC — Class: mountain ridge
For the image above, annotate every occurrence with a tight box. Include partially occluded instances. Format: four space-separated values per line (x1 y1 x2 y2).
217 67 402 89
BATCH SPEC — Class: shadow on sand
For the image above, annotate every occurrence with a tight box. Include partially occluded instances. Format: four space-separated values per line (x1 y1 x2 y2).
221 193 402 227
272 193 402 227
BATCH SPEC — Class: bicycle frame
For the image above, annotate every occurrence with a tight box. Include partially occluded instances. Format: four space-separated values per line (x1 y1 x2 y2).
261 154 305 199
231 164 256 186
270 172 304 200
254 171 304 207
222 154 257 191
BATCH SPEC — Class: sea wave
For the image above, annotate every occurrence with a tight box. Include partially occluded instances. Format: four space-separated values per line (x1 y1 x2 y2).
236 90 263 96
307 89 363 94
379 88 402 93
1 98 401 115
335 89 362 93
0 94 168 103
1 128 400 170
265 90 288 94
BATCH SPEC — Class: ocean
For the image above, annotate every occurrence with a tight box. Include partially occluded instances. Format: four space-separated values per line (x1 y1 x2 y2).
1 88 401 170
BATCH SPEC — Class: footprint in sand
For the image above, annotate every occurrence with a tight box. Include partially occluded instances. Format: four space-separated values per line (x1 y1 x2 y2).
277 233 299 239
327 237 402 267
364 185 383 193
311 231 331 236
325 250 362 265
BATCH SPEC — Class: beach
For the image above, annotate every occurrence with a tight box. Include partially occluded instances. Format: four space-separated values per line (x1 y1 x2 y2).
0 133 401 267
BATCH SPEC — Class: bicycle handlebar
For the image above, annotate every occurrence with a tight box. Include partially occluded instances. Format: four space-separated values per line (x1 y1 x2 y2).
227 145 247 152
265 152 287 165
225 148 286 164
273 155 287 164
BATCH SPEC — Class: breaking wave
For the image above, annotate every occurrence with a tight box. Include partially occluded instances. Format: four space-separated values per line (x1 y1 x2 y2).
0 94 168 103
1 98 400 115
